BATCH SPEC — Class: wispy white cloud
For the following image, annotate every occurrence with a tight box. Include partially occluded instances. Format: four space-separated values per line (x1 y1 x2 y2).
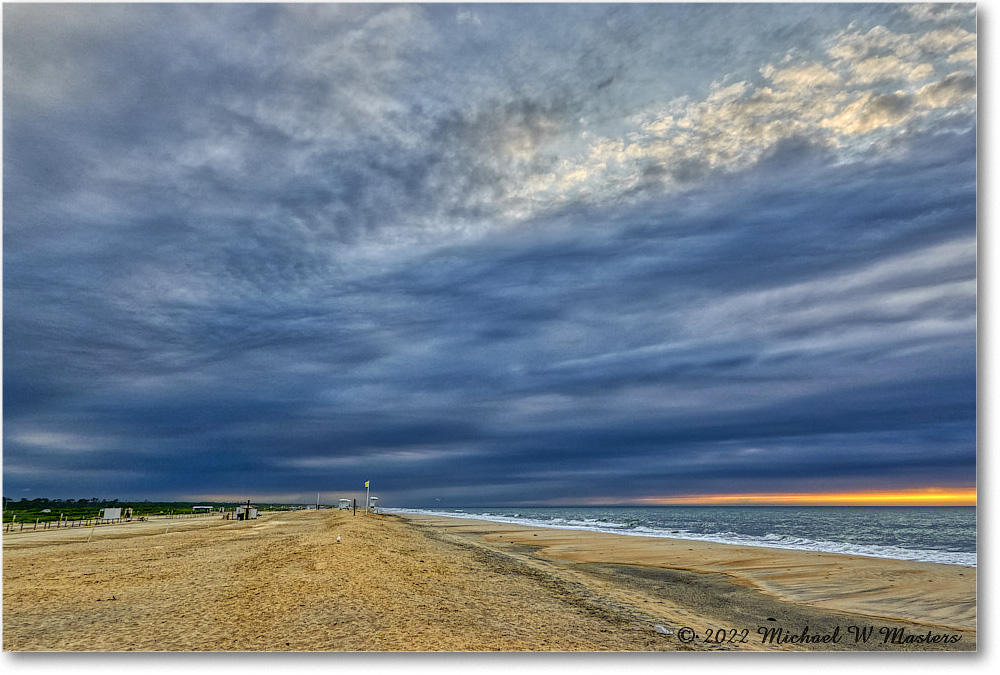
504 18 975 216
455 9 482 27
683 238 976 348
904 3 976 24
9 430 108 453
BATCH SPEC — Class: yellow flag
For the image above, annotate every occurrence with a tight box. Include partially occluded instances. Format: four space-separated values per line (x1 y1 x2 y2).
365 481 369 488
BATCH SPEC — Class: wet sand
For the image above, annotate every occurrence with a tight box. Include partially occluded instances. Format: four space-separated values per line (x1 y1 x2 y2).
2 509 975 651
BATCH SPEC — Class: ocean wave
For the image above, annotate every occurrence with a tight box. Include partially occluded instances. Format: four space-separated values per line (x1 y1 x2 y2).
386 508 976 567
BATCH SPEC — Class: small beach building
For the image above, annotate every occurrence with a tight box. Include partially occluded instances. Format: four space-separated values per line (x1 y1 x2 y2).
367 496 379 513
192 505 213 513
338 499 351 510
235 504 258 520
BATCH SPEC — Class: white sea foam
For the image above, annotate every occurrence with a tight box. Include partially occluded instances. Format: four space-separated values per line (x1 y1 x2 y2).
386 508 976 567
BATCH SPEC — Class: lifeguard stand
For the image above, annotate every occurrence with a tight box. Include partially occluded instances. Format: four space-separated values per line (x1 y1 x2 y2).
367 496 379 513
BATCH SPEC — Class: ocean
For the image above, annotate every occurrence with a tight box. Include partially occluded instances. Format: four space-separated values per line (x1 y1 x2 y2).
386 505 976 567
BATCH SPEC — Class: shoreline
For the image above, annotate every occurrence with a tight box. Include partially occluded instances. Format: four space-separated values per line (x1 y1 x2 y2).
386 508 976 568
397 512 976 637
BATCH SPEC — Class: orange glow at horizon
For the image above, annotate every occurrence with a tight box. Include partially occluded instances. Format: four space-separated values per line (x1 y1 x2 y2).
634 487 977 506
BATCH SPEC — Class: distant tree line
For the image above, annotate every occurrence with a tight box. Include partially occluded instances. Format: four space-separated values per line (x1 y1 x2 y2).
2 497 305 523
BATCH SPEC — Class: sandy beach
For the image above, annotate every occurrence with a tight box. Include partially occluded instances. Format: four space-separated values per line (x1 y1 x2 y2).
2 509 975 651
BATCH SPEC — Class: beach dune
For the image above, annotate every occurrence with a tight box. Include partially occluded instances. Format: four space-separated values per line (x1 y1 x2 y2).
2 510 975 651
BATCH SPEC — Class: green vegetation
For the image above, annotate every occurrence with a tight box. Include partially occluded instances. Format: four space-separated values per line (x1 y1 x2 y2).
1 498 300 524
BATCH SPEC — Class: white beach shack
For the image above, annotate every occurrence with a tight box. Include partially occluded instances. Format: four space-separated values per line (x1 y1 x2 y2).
235 503 258 520
367 496 379 513
338 499 351 510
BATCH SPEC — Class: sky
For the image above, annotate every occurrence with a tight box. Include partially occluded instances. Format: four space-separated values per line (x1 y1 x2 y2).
2 2 978 506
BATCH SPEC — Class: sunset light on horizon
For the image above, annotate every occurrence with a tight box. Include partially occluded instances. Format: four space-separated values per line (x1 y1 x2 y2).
633 488 977 507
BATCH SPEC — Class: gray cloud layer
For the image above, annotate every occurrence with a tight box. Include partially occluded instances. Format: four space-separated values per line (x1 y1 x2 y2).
3 3 976 504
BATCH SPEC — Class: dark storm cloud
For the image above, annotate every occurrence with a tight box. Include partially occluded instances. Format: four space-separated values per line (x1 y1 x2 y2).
3 4 976 504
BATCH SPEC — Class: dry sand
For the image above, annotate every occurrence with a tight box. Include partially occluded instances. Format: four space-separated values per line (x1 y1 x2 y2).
2 509 975 651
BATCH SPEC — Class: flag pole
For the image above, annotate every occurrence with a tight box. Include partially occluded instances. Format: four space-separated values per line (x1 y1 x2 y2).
365 481 370 514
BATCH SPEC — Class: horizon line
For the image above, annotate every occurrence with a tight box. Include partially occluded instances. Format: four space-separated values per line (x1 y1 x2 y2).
6 487 977 508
